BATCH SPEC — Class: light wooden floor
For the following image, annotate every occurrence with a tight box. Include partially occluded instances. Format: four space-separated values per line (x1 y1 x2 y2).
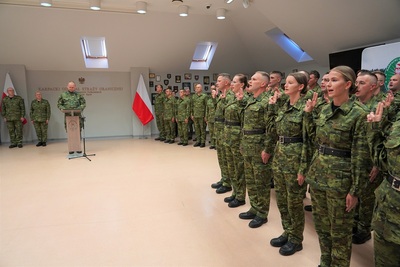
0 138 374 267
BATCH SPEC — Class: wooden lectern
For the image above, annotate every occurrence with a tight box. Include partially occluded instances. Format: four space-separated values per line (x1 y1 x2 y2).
62 110 82 153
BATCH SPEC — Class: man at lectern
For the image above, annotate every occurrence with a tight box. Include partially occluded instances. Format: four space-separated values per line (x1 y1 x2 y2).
57 81 86 131
57 81 86 154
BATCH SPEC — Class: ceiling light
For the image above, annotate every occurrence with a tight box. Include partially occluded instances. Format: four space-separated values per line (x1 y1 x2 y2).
90 0 101 10
226 0 234 3
179 5 188 17
172 0 183 3
216 8 226 20
40 0 52 7
136 1 147 14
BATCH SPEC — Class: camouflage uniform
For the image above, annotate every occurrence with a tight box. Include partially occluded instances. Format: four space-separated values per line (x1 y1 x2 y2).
368 113 400 267
186 94 194 139
353 95 384 241
214 91 235 187
1 95 25 146
304 84 323 100
175 96 190 145
205 96 217 147
191 93 208 146
224 95 246 201
304 98 369 267
387 91 400 123
30 98 51 143
265 97 308 245
163 95 176 142
57 91 86 130
241 91 272 220
154 92 166 140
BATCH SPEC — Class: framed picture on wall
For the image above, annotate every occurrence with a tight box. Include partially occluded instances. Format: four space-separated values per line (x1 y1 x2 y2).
149 73 156 79
149 81 154 87
203 76 210 85
184 73 192 80
182 82 191 91
213 73 219 81
156 75 161 82
175 75 181 83
173 86 179 91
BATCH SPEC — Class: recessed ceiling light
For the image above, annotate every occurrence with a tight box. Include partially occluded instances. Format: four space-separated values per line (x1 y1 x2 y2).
90 0 101 11
179 5 188 17
137 1 147 14
40 0 52 7
216 8 226 20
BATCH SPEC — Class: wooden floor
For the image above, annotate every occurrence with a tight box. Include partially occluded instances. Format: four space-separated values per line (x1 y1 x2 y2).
0 138 374 267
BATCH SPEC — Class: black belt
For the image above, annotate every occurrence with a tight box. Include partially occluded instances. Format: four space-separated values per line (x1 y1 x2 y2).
215 118 225 123
279 136 303 144
243 129 265 135
225 121 241 126
386 173 400 192
318 145 351 158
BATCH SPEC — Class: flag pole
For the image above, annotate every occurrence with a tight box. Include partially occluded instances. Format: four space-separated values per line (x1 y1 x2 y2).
139 123 147 139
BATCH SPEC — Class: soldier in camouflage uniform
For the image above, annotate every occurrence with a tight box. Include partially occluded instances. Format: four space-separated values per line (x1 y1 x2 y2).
266 72 309 255
191 83 208 148
175 88 190 146
210 73 234 194
352 71 383 244
367 102 400 267
372 71 387 102
154 84 166 141
30 91 51 147
239 71 272 228
307 70 322 95
223 74 248 208
304 66 369 267
205 85 217 149
387 74 400 122
163 87 176 144
267 70 283 92
185 88 194 140
1 87 26 148
304 72 331 213
57 81 86 131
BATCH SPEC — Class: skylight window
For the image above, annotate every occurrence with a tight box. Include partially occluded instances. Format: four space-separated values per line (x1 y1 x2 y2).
265 28 313 63
190 42 218 70
192 44 212 62
80 37 109 68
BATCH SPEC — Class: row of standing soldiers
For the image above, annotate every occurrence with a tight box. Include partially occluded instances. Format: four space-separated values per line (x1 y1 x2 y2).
154 70 400 267
153 83 217 148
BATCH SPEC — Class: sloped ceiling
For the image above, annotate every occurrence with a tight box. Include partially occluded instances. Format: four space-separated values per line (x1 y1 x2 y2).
0 0 399 74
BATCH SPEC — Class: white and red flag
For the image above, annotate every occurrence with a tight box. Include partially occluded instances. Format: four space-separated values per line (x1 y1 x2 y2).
132 74 154 125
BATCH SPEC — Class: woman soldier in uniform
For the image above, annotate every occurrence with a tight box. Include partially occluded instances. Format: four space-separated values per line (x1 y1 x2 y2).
303 66 369 267
223 74 248 208
263 72 309 256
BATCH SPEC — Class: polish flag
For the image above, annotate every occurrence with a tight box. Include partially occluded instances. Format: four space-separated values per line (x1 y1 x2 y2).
132 74 154 125
1 73 27 124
